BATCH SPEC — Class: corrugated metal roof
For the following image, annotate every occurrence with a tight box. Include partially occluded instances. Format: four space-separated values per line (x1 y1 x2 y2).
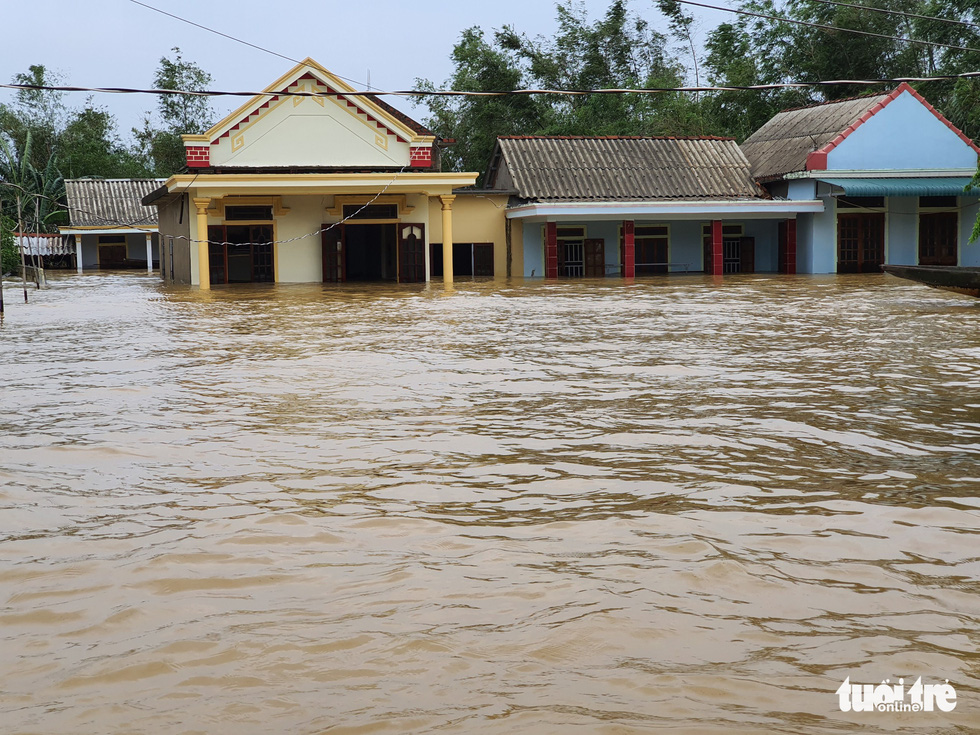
495 136 765 201
65 179 166 228
740 93 891 181
822 177 978 197
16 233 73 256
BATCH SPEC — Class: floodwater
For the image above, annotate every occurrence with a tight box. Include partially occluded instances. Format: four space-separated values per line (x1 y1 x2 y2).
1 271 978 734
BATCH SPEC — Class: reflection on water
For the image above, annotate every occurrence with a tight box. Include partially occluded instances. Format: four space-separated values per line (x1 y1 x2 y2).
1 271 978 734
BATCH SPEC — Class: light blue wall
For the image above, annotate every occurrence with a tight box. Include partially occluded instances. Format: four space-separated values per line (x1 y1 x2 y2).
523 223 544 277
743 220 778 272
79 236 99 268
670 221 703 271
887 197 918 265
961 199 980 266
787 179 817 200
810 199 838 274
827 91 980 170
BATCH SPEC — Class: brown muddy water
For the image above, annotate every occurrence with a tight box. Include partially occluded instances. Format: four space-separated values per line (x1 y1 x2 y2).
1 271 978 734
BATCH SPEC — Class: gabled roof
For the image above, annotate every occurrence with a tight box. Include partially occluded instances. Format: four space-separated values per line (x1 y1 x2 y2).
201 57 432 145
65 179 165 227
486 136 766 201
741 83 980 180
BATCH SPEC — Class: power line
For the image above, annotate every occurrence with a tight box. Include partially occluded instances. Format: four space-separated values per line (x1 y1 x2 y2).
127 0 380 93
810 0 980 32
3 71 980 101
673 0 980 54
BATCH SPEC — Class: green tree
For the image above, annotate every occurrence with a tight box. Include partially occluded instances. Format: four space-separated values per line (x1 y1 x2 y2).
0 214 17 274
414 28 550 179
0 133 67 232
61 103 152 179
0 64 68 172
134 47 215 176
416 1 700 179
700 1 980 140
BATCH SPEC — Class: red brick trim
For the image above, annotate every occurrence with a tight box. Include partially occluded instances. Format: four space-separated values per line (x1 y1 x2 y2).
805 82 980 171
622 220 635 279
545 222 558 279
410 146 433 168
711 221 723 276
185 145 210 168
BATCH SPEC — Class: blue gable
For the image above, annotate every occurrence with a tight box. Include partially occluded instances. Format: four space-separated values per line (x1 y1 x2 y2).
825 88 979 171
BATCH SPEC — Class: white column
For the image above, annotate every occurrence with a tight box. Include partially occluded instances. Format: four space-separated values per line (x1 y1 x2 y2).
75 235 83 274
145 233 154 273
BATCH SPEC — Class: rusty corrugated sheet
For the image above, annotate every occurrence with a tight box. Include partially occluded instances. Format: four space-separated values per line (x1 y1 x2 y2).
496 137 764 201
740 94 891 180
65 179 165 227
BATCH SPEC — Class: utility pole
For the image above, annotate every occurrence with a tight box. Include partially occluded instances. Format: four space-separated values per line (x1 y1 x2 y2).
17 195 27 303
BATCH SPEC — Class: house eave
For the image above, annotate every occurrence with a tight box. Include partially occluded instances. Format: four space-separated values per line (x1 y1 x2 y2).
504 199 825 221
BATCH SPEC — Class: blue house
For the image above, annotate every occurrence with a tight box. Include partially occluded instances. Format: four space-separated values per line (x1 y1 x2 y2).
741 83 980 273
484 136 822 278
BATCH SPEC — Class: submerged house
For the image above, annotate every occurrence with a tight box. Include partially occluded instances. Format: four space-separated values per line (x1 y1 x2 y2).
742 83 980 273
143 58 481 288
62 179 163 272
483 135 822 277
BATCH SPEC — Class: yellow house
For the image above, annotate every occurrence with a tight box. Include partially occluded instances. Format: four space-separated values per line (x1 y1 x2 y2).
144 58 480 288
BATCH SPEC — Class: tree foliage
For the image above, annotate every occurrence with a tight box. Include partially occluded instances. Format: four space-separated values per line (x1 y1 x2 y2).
133 47 215 176
417 1 701 181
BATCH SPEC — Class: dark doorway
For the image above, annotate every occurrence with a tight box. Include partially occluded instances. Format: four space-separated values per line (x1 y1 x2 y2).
345 223 397 281
919 212 958 266
837 213 884 273
584 239 605 277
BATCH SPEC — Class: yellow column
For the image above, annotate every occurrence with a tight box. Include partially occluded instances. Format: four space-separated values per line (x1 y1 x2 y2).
193 197 211 290
440 194 456 284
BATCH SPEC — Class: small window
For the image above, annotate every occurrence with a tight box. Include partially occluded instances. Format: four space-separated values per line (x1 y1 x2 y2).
701 223 743 237
837 197 884 209
557 226 586 238
225 205 273 221
99 235 126 244
636 225 669 237
920 196 957 208
343 204 398 220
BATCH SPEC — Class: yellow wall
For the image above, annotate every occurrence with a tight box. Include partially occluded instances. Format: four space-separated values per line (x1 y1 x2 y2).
427 194 516 278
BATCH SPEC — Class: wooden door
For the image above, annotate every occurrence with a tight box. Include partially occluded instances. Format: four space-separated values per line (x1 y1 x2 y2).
584 239 605 277
208 225 227 284
919 212 957 266
739 237 755 274
321 226 345 283
838 213 884 273
399 224 425 283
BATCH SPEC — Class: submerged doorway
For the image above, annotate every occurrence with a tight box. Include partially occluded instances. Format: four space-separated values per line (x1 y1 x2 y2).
321 223 427 283
837 213 884 273
207 225 275 284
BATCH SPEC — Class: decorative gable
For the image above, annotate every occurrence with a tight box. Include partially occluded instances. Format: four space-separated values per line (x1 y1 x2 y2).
184 59 435 170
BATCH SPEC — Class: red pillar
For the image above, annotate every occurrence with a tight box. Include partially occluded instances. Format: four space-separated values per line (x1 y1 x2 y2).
623 220 635 278
785 219 797 275
545 222 558 279
711 220 723 276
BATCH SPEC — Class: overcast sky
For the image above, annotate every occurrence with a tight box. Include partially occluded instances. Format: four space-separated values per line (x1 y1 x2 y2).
1 0 727 140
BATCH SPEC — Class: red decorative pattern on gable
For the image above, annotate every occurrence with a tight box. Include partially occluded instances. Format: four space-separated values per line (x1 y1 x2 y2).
806 82 980 170
185 145 210 168
410 146 433 168
209 72 409 148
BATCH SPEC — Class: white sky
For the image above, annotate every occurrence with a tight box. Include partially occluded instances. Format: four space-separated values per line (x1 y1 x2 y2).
1 0 728 142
